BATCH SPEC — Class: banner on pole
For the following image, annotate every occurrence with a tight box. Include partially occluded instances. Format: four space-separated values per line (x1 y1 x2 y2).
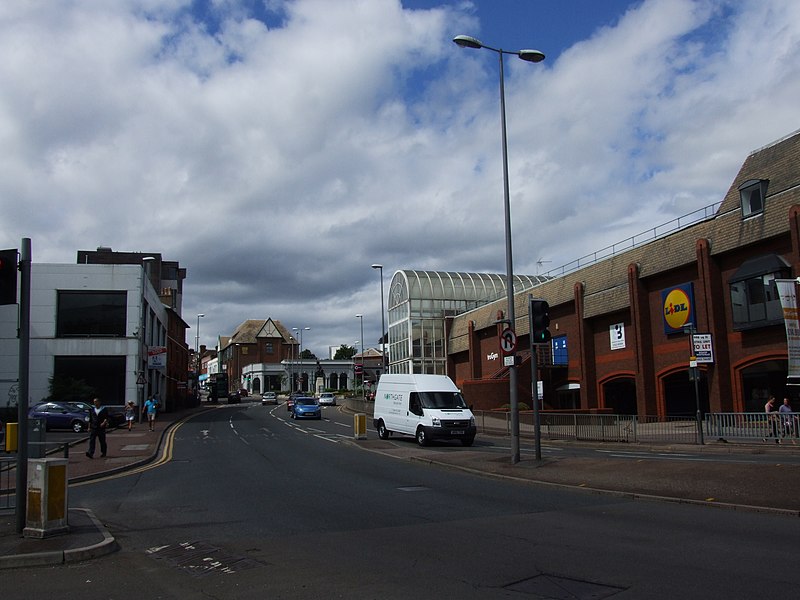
776 280 800 379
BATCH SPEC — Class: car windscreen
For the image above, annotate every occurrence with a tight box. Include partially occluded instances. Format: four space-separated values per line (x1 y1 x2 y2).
418 392 468 410
296 398 318 406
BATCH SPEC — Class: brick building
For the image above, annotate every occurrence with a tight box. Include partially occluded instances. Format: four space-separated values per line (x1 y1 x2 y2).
440 129 800 415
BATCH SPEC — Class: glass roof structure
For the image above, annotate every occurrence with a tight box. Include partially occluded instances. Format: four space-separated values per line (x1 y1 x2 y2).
387 270 546 374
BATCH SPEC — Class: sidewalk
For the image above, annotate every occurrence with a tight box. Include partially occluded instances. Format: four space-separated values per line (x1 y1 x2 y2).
2 401 800 569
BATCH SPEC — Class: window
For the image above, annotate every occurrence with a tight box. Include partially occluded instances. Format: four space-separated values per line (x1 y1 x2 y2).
739 179 768 218
57 291 127 337
552 335 568 366
264 342 273 354
729 254 789 330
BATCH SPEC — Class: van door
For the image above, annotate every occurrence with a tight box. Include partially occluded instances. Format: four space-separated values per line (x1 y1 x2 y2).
404 391 424 434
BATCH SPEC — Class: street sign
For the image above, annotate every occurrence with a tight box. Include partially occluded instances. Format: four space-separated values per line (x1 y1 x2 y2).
500 327 517 354
691 333 714 363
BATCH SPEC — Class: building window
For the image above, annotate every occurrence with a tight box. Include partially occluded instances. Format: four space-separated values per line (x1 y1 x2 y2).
738 179 768 218
729 254 789 330
265 342 273 354
56 291 127 337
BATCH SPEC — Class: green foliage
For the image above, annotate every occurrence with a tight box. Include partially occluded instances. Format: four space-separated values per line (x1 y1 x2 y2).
334 344 356 360
300 349 317 359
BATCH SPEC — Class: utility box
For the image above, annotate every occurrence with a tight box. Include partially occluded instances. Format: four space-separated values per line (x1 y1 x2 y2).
353 413 367 440
24 458 69 539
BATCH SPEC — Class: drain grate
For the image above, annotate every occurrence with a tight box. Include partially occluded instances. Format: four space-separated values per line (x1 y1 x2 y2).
147 541 263 577
505 573 626 598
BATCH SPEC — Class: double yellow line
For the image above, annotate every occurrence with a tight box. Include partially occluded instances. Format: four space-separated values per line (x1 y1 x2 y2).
71 411 198 487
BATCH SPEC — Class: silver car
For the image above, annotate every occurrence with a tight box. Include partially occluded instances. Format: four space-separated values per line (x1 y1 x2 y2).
261 391 278 405
318 392 336 406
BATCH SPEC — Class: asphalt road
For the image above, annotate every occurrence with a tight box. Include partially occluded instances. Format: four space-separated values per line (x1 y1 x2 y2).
6 403 800 599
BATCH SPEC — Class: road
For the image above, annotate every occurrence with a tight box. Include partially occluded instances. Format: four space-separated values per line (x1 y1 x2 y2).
6 402 800 599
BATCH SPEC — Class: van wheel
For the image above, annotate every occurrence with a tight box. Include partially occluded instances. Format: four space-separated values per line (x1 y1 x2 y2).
461 436 475 447
416 427 428 447
377 421 390 440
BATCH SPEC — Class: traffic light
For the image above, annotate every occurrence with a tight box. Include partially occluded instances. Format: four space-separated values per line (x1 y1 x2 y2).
0 248 18 306
530 298 551 344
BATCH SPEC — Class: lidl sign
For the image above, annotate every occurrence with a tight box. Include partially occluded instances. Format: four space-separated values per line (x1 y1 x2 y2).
661 283 695 334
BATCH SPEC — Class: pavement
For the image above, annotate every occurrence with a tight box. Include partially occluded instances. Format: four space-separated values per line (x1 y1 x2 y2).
2 400 800 570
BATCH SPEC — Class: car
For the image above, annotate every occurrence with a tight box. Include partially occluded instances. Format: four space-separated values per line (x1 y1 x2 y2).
261 391 277 405
239 388 249 397
287 391 303 412
28 401 91 433
318 392 336 406
290 396 321 420
228 391 241 404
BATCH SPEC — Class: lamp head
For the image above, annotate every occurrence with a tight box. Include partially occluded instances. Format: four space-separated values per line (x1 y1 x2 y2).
518 49 545 63
453 35 482 49
371 264 383 270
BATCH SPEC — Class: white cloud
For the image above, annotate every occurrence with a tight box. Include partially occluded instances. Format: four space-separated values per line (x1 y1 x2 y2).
1 0 798 354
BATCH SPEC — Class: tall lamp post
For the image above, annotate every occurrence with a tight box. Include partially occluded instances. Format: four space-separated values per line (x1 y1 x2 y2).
371 264 386 376
195 313 204 400
356 314 365 402
453 34 545 464
293 327 310 392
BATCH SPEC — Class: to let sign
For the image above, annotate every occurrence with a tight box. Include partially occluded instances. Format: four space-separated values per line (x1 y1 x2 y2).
691 334 714 364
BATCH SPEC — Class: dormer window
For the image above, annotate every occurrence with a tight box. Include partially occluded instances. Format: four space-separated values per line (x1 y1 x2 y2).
738 179 769 217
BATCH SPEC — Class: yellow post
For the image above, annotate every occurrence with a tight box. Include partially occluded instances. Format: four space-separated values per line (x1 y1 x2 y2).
5 422 17 452
353 413 367 440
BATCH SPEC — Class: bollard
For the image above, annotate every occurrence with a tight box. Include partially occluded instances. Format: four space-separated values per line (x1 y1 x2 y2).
353 413 367 440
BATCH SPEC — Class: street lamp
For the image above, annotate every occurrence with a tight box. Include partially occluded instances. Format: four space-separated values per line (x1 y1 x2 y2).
356 314 365 403
371 264 386 376
293 327 310 392
195 313 204 400
453 34 545 465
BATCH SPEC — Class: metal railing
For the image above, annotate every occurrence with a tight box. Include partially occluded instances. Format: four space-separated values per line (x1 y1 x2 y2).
1 456 14 509
473 411 800 445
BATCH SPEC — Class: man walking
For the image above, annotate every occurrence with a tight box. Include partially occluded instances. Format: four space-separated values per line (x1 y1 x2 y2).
143 395 159 431
86 397 109 458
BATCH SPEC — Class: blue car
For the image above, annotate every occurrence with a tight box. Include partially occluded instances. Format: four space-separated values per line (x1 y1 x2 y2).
291 397 321 420
28 401 91 433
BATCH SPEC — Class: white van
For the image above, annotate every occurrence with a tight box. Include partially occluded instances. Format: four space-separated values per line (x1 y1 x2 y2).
373 374 476 447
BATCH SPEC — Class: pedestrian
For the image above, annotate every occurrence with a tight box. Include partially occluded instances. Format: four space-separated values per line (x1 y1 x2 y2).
143 395 158 431
779 397 797 440
85 397 109 458
764 396 780 443
124 401 136 431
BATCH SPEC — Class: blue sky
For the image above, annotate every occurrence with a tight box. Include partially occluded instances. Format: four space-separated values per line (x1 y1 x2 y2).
1 0 799 357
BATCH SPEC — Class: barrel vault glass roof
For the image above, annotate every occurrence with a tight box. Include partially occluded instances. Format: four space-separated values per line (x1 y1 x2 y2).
389 270 545 310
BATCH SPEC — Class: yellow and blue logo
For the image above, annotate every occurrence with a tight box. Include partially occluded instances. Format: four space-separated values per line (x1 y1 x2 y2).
662 283 694 334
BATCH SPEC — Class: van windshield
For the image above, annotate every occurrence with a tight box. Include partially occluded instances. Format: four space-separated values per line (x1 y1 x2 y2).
418 392 468 410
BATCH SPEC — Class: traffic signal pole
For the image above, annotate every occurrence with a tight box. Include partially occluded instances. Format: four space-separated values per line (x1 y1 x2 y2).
16 238 31 533
529 296 550 461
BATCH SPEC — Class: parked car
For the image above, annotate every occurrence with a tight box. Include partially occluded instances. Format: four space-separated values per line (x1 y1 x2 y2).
261 391 277 405
290 397 321 420
228 391 241 404
239 388 249 397
318 392 336 406
28 401 91 433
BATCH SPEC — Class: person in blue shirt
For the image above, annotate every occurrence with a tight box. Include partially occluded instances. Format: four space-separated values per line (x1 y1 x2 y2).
143 395 159 431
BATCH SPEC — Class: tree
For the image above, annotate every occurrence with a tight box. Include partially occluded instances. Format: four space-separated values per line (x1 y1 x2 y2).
334 344 356 360
300 349 317 359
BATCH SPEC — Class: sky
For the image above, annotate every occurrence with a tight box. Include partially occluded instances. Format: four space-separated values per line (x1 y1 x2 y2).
2 0 799 358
